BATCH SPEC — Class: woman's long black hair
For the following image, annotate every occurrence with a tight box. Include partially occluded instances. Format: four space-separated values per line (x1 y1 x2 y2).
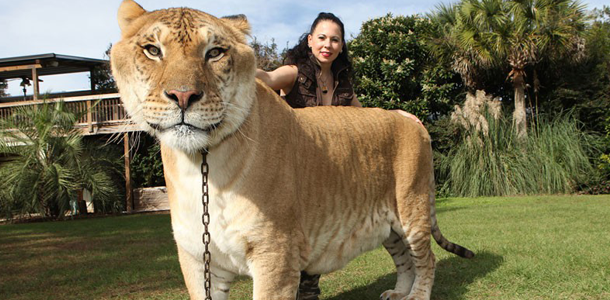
284 12 352 69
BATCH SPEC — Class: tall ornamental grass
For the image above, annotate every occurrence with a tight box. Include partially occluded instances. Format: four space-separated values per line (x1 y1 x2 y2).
439 94 596 197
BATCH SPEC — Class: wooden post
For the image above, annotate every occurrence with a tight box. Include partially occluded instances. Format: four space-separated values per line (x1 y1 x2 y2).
124 132 133 212
31 67 39 100
86 100 93 133
113 98 119 121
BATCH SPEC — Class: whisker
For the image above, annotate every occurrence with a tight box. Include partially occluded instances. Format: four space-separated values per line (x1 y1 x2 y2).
104 105 146 145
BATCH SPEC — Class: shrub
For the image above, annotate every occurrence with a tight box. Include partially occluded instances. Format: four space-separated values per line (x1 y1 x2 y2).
349 14 462 121
581 179 610 194
130 135 165 188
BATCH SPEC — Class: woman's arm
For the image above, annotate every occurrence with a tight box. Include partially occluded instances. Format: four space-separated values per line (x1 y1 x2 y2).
255 65 298 94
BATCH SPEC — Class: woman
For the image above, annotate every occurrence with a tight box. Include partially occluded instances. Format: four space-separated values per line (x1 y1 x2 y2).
256 12 360 109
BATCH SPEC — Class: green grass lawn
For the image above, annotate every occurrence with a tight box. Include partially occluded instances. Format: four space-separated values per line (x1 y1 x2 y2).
1 195 609 300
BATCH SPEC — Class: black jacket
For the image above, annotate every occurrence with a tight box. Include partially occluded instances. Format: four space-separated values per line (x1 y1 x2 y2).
283 53 355 108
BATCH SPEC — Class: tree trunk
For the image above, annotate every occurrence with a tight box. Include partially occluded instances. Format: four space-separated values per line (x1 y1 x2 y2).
512 71 527 139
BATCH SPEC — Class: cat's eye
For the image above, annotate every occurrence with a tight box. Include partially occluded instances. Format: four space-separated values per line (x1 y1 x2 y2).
206 47 225 60
144 45 162 58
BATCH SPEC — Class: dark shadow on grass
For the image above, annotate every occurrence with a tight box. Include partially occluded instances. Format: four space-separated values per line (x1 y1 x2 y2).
432 251 503 299
325 251 502 300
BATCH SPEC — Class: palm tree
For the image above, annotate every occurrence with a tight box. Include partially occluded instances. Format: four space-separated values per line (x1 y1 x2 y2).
430 0 587 138
507 0 587 137
0 100 122 220
428 3 496 94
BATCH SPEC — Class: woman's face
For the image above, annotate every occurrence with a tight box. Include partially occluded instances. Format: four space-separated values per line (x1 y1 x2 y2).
307 20 343 66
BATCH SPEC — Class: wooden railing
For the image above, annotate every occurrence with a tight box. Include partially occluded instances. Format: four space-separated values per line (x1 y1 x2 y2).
0 93 139 135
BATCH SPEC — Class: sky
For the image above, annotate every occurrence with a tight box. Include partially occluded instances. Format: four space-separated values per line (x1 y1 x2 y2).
1 0 607 96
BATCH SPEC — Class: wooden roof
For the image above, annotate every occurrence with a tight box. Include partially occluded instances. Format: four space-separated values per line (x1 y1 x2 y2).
0 53 108 80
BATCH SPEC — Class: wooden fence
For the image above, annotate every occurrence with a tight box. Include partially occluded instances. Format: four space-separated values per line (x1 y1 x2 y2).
0 93 138 135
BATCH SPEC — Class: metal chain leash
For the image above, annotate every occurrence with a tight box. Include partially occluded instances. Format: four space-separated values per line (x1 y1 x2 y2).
201 150 212 300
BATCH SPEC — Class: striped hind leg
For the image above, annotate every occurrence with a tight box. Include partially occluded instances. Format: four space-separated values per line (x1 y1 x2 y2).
380 230 415 300
403 226 436 300
390 191 437 300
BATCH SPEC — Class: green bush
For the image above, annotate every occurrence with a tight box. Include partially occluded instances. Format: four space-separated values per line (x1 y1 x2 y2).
604 116 610 177
130 135 165 188
349 14 462 120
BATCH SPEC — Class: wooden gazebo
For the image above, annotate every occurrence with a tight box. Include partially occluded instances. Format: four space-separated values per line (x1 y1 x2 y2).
0 53 108 100
0 53 140 212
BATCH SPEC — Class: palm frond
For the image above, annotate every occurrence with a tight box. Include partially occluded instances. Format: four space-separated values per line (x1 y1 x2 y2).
0 99 123 219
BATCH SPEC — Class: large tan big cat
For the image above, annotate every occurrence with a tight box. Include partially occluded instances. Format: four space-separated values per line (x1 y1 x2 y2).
111 1 474 299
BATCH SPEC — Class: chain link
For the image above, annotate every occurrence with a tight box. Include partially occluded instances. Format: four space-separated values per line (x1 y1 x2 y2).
201 150 212 300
